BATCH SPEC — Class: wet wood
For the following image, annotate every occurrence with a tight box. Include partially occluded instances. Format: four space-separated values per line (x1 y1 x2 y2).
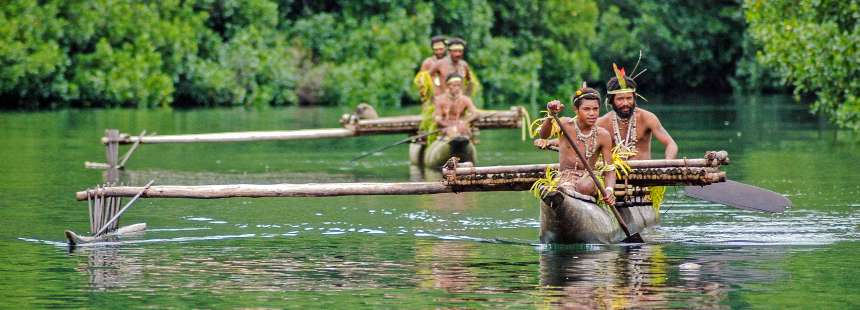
84 161 110 169
102 108 525 145
75 181 656 203
117 130 146 168
103 128 358 144
105 129 120 183
342 107 524 133
77 182 457 200
65 223 147 245
94 180 154 236
447 157 727 177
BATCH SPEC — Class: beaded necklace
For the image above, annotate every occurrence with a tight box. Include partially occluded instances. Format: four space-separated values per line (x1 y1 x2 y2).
571 116 598 170
612 110 637 155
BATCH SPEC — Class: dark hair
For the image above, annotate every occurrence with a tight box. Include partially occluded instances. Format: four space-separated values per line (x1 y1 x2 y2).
447 37 466 48
606 76 638 104
430 35 446 46
446 72 464 82
572 87 601 108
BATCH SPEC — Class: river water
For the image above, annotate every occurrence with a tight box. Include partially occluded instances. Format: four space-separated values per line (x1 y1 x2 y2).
1 95 858 308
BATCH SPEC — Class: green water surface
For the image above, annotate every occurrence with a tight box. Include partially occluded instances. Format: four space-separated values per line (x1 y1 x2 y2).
1 95 858 308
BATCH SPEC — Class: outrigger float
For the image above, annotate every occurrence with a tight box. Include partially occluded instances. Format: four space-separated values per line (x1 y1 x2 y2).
69 152 734 245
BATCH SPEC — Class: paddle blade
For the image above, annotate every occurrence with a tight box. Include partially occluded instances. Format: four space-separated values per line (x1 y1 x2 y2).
684 180 790 213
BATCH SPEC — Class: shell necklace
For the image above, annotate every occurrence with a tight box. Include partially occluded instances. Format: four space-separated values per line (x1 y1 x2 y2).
571 117 598 169
612 110 637 154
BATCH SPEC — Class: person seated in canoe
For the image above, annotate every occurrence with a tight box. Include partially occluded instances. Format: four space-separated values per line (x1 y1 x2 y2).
595 64 678 160
433 73 479 138
428 38 476 97
535 86 616 205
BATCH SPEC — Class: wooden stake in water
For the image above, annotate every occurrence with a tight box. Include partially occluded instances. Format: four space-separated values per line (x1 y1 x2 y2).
105 129 120 184
94 180 155 237
87 191 94 234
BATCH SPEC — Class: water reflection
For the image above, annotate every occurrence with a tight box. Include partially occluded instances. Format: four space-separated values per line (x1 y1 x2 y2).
538 245 728 309
414 239 479 292
73 246 144 290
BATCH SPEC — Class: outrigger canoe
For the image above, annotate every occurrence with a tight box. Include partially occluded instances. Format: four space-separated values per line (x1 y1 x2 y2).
540 187 658 244
410 135 476 168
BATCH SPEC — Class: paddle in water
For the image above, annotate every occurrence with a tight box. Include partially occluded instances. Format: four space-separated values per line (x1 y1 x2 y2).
684 180 790 213
351 130 440 162
550 113 644 243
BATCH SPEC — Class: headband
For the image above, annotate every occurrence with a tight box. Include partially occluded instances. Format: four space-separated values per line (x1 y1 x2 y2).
608 63 636 94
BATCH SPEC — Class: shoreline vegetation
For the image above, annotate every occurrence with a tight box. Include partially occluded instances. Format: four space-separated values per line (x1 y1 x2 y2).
1 1 856 129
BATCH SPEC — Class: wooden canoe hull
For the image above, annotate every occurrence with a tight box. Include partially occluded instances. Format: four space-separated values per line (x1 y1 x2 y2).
412 136 476 168
540 189 658 244
409 143 425 166
65 223 147 245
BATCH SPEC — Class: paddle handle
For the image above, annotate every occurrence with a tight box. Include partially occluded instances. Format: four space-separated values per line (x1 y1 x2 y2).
351 130 440 162
550 114 635 238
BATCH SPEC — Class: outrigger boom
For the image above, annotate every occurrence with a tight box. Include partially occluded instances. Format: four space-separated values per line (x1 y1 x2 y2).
76 152 730 203
99 107 525 145
87 106 527 175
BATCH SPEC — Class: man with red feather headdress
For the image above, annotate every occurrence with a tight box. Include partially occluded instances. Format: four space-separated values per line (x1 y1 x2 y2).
596 63 678 160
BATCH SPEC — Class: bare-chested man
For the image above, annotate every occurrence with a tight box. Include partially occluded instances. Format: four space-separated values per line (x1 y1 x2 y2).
535 86 616 205
421 35 448 72
434 73 478 138
414 35 447 103
595 67 677 160
429 38 474 97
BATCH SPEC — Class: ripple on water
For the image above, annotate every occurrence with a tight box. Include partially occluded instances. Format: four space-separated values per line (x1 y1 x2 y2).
656 201 860 245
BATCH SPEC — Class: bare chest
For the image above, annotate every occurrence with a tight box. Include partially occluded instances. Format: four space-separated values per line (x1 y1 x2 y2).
440 61 467 77
440 98 467 118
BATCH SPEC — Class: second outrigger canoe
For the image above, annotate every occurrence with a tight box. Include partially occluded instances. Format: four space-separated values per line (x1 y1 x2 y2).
409 135 476 168
540 187 659 244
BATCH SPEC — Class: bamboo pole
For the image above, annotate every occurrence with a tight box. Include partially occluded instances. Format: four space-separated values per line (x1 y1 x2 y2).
84 161 111 170
87 191 94 234
117 130 146 168
447 157 728 177
102 108 525 145
102 128 358 145
105 129 120 183
75 181 656 201
94 180 154 236
77 182 459 200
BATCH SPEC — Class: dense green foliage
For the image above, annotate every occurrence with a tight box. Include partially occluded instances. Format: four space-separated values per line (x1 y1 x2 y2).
746 0 860 130
0 0 781 110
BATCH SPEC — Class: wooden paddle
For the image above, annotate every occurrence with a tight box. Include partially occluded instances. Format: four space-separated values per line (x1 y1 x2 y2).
351 130 441 162
684 180 790 213
550 114 644 243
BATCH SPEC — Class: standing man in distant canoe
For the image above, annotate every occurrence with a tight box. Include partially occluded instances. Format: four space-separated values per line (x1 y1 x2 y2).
434 73 479 138
536 85 616 205
596 64 678 160
414 35 448 103
415 35 449 140
429 38 476 97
